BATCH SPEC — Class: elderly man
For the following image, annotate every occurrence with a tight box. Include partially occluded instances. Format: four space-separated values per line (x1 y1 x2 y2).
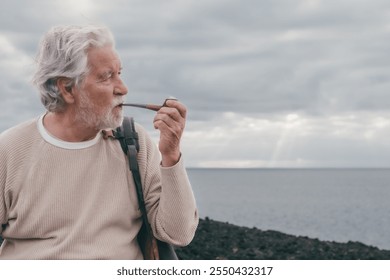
0 25 198 259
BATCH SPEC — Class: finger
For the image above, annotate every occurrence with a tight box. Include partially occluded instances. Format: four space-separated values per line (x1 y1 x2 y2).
163 100 187 119
154 120 181 140
156 107 184 124
153 114 184 135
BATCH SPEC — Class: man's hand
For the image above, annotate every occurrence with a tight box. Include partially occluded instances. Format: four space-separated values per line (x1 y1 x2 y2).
153 99 187 167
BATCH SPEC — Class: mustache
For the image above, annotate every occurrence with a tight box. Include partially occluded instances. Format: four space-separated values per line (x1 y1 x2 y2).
113 98 125 107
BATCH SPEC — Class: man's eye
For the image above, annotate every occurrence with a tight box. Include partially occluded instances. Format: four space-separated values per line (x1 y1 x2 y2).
97 72 113 82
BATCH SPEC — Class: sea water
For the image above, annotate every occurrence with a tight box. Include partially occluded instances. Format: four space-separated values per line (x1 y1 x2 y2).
187 168 390 250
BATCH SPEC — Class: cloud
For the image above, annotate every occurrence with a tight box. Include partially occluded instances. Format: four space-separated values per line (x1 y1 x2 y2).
108 0 390 120
182 111 390 168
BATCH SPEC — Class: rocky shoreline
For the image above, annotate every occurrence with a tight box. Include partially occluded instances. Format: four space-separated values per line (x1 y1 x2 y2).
175 217 390 260
1 217 389 259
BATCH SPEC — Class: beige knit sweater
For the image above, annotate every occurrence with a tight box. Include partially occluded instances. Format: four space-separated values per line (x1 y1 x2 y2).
0 116 198 259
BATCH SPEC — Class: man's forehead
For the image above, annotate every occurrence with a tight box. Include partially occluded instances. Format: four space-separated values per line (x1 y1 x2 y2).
87 46 121 69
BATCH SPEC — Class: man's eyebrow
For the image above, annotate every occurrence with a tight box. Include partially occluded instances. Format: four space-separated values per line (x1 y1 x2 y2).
95 66 123 82
95 70 112 81
99 70 113 77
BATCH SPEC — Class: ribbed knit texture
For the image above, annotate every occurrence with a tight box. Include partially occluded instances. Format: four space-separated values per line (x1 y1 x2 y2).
0 117 198 259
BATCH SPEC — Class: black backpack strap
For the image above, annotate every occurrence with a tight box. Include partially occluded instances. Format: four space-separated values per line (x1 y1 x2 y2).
115 117 139 154
114 117 160 259
115 117 146 217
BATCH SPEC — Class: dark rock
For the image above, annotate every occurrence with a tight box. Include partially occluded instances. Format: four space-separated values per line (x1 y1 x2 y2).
175 217 390 260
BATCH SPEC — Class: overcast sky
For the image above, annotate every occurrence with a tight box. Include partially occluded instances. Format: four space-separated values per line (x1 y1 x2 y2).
1 0 390 168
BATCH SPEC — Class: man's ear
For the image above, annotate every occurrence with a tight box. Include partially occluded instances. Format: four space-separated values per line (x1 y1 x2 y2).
57 78 75 104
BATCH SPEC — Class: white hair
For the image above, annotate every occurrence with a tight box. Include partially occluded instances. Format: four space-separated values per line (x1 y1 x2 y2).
32 25 115 112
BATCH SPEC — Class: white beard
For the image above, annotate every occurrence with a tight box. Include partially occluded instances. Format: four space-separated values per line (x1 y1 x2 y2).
75 91 124 130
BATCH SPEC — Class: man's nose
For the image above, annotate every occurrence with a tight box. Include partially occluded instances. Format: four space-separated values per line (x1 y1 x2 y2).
115 78 128 96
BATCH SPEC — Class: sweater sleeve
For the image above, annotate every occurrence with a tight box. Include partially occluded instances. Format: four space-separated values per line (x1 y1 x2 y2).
135 124 198 247
156 159 199 246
